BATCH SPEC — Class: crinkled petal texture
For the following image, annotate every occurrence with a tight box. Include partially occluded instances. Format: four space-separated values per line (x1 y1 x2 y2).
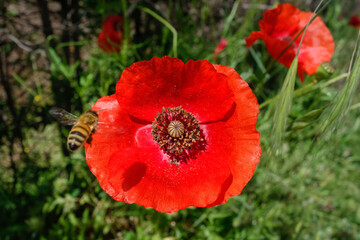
245 3 334 82
85 57 261 213
116 57 235 123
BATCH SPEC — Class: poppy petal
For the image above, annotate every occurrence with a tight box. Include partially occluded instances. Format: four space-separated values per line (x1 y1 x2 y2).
102 16 123 36
212 65 261 203
259 3 299 37
98 32 112 53
98 16 123 53
297 68 305 83
296 12 334 75
116 56 235 123
245 31 263 48
349 15 360 28
261 34 296 68
84 95 141 194
107 124 233 213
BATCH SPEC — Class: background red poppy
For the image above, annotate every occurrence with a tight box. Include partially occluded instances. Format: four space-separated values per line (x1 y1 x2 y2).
98 16 124 53
213 37 228 60
245 4 334 82
348 15 360 28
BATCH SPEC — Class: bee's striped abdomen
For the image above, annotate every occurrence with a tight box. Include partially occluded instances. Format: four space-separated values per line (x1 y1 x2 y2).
67 124 91 151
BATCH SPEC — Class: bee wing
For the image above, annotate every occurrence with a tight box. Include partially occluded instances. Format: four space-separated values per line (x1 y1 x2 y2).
95 121 127 136
49 107 79 125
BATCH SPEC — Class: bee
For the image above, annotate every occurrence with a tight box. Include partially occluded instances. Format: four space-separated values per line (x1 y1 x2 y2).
50 107 99 151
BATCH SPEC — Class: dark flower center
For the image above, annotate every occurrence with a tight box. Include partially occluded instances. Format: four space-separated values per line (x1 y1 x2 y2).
278 35 298 52
280 35 292 42
151 106 206 164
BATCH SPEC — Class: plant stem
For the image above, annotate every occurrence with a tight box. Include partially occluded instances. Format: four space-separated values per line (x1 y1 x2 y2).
259 73 347 109
350 102 360 111
138 6 178 57
121 0 130 65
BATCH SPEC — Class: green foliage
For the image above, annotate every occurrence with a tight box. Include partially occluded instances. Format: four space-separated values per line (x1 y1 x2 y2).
318 33 360 134
1 0 360 239
272 56 298 148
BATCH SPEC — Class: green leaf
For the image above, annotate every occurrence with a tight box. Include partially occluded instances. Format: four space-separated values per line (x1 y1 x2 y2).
47 47 77 80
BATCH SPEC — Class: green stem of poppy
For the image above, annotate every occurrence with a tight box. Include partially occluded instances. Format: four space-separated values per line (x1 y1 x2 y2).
259 73 348 110
138 6 178 58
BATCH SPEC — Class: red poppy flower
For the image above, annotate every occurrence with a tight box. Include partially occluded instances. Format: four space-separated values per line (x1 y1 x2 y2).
84 56 261 213
98 16 124 53
245 4 334 82
349 15 360 28
213 38 228 60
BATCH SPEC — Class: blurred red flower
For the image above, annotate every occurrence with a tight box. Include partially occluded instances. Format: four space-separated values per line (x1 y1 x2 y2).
98 16 124 53
213 38 228 60
85 56 261 213
245 4 334 82
348 15 360 28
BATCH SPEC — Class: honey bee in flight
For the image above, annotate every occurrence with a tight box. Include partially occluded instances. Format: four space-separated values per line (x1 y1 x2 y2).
50 107 99 151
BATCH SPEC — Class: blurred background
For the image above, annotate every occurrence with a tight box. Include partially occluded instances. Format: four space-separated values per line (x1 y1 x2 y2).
1 0 360 239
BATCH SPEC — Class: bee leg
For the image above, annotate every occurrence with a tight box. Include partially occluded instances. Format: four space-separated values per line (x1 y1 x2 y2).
86 135 93 145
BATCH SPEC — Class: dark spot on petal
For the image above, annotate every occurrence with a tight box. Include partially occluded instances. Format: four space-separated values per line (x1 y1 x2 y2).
122 162 147 191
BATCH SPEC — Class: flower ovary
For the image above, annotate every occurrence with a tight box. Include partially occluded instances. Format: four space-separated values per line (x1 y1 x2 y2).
151 106 203 160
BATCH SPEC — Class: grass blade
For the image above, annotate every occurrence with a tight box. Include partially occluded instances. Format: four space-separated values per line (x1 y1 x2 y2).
272 56 298 147
138 6 178 57
259 73 347 109
12 73 37 96
318 30 360 134
222 0 240 36
271 1 326 148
